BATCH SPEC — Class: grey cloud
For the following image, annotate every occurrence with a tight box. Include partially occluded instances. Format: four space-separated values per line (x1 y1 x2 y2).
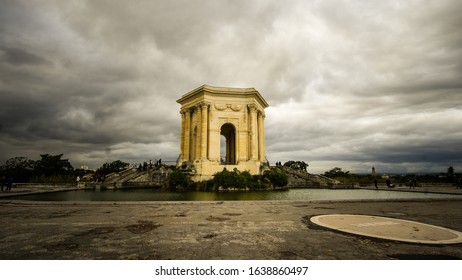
0 0 461 173
0 47 52 66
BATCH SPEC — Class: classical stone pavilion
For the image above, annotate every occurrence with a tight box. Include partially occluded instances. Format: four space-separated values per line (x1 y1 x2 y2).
177 85 269 181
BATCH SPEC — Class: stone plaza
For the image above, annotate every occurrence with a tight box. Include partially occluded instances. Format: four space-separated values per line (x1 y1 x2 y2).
1 196 461 259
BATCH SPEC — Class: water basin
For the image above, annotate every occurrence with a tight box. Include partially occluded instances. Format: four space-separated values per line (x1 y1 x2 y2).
6 188 459 201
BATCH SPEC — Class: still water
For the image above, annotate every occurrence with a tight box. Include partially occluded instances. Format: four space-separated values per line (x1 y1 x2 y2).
11 188 458 201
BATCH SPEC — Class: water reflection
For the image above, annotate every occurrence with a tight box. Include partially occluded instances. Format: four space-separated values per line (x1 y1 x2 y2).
11 188 457 201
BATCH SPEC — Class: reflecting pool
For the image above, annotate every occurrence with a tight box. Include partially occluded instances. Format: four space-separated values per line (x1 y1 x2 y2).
8 188 460 201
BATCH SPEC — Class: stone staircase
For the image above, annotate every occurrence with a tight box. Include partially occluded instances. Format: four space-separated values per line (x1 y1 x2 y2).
280 167 340 188
95 166 171 189
103 168 140 185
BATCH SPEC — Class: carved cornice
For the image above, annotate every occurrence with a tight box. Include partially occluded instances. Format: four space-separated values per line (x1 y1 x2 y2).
177 85 269 109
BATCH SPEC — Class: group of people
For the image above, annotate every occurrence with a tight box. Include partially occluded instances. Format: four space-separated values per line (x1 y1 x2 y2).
373 178 420 189
373 178 395 189
1 176 13 191
138 159 162 171
385 179 395 188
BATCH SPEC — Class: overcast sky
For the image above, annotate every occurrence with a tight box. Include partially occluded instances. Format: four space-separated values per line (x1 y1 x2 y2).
1 0 461 174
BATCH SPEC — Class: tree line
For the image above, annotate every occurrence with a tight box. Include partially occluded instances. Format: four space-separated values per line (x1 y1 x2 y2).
0 154 131 183
3 153 457 187
322 166 460 185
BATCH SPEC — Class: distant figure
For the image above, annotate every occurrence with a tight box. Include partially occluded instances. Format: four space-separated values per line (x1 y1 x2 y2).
456 177 462 189
386 179 394 188
374 179 378 189
76 176 80 186
410 178 417 189
6 176 13 191
1 176 5 191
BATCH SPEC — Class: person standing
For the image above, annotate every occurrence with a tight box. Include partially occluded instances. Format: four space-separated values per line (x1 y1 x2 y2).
6 176 13 191
1 176 5 191
386 179 393 188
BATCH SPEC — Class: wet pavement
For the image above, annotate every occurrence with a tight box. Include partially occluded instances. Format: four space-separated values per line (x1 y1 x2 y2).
1 196 462 259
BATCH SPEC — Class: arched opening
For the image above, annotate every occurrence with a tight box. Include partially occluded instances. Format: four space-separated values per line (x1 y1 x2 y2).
220 123 236 165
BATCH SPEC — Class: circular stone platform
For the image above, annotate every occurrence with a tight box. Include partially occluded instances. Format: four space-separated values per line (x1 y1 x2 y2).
310 214 462 244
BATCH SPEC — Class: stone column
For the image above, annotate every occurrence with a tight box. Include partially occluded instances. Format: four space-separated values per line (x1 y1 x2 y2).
183 108 191 162
208 105 221 162
200 102 209 160
179 109 186 162
258 111 265 163
248 104 258 160
195 106 201 161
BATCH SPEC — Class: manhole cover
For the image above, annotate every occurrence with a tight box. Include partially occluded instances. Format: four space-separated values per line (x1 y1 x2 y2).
310 214 462 244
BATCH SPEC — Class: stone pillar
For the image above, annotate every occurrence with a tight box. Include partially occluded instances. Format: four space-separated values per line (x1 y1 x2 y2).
195 106 201 161
179 110 186 162
248 104 258 160
200 102 209 160
258 111 265 163
183 108 191 162
208 105 221 162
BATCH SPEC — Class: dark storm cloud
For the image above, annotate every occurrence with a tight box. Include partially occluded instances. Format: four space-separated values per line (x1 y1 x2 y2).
0 0 461 172
0 47 52 66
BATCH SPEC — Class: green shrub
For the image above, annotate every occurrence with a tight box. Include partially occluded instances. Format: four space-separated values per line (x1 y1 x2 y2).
212 168 240 189
212 168 286 190
168 170 192 191
263 168 288 189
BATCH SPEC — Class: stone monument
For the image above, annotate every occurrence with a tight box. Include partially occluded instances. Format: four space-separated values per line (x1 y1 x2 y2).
177 85 269 181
